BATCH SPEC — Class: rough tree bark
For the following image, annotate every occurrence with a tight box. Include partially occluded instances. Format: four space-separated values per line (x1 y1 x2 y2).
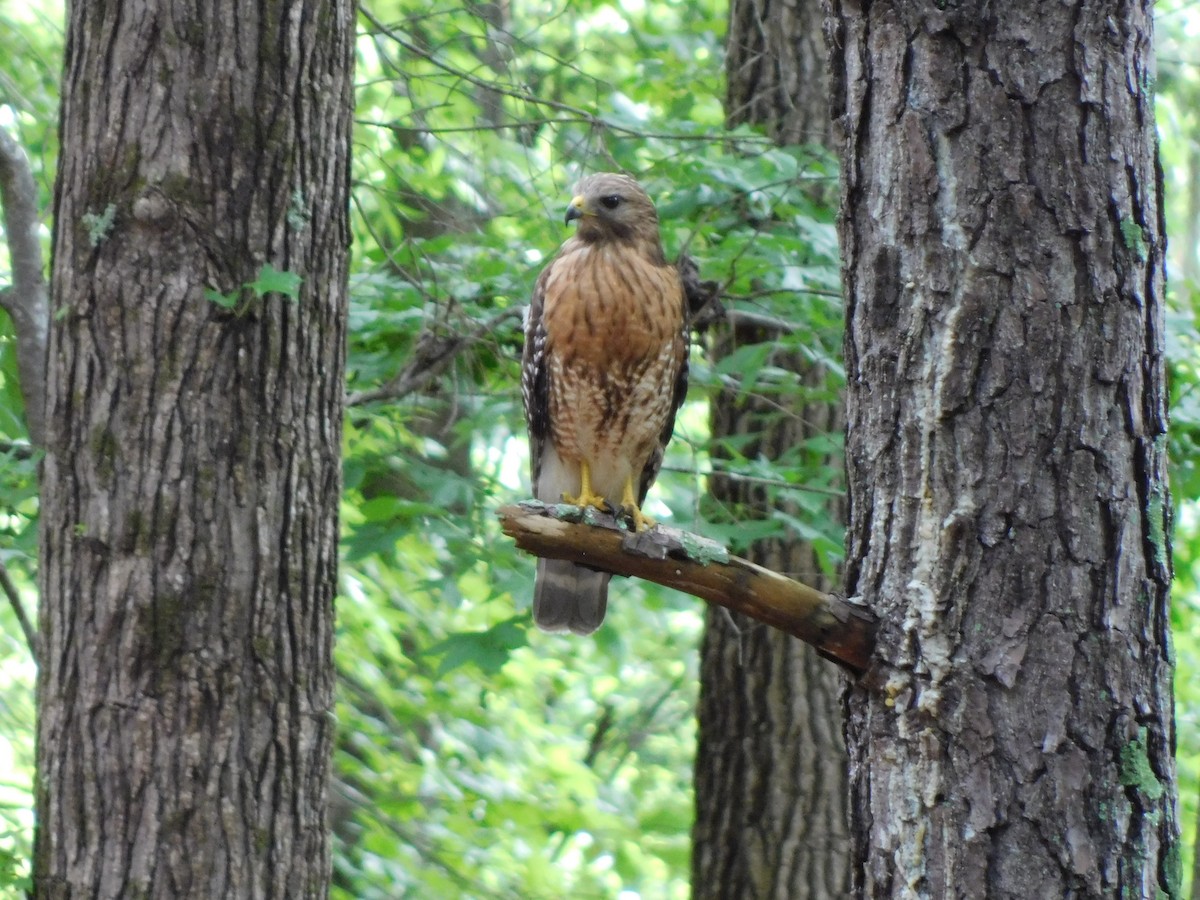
725 0 833 147
35 1 354 896
827 1 1177 895
692 1 850 897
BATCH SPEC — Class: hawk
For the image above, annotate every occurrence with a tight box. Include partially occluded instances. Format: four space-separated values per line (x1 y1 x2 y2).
522 173 689 635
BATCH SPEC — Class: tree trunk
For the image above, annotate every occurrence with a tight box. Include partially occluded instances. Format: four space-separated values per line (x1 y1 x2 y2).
692 1 850 897
35 1 354 896
826 1 1177 895
694 352 849 899
725 0 833 147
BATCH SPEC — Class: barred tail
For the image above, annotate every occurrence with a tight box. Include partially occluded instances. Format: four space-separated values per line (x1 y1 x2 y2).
532 559 610 635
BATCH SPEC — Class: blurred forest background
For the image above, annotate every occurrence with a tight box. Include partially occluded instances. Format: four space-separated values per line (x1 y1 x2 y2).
1 0 1197 897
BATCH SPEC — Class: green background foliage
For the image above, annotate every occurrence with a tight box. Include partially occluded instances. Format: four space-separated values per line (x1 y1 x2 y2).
1 0 1197 896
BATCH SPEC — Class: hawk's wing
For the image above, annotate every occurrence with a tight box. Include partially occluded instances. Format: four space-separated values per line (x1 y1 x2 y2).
522 266 551 489
637 279 689 505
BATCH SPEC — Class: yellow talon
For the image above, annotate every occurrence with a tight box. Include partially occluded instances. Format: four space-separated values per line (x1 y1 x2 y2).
621 477 654 532
562 461 608 511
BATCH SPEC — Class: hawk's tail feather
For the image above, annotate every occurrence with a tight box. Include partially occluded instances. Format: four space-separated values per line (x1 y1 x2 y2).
533 559 610 635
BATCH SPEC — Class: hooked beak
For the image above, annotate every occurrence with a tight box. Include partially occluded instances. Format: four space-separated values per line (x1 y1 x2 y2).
565 195 589 225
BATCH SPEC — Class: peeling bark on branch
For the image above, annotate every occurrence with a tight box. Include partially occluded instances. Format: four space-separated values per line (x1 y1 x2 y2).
497 502 877 674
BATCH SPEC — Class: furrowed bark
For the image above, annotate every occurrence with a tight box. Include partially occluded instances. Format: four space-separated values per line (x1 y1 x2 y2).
827 1 1177 895
694 1 850 896
35 1 355 896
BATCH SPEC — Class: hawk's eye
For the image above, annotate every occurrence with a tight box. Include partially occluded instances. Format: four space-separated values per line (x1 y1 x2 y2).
599 195 622 210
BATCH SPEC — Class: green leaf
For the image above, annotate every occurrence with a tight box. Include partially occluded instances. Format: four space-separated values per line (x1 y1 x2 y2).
425 616 529 677
638 801 691 835
203 287 239 309
248 264 303 301
0 843 31 893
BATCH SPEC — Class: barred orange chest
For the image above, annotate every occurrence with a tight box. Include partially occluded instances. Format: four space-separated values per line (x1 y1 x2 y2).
539 241 686 490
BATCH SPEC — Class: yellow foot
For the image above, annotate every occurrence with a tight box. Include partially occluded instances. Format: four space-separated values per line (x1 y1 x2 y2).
562 461 608 511
563 487 607 509
626 505 655 532
620 478 655 532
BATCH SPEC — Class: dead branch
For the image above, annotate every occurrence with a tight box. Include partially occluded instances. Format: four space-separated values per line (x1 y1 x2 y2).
0 125 48 445
497 502 877 674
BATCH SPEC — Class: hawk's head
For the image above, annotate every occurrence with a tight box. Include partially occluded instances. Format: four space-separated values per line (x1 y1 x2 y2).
564 173 664 257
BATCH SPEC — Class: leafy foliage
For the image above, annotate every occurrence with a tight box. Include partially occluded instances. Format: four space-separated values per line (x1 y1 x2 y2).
204 263 305 313
1 0 1198 897
333 0 846 895
0 2 61 889
1157 4 1200 893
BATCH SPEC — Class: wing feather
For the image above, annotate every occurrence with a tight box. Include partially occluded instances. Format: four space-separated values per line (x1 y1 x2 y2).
522 266 552 487
637 272 690 504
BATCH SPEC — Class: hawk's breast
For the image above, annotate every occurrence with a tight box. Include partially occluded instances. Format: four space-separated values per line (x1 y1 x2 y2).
539 241 686 500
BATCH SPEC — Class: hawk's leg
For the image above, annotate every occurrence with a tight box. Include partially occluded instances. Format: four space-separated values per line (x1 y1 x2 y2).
562 460 607 511
620 476 654 532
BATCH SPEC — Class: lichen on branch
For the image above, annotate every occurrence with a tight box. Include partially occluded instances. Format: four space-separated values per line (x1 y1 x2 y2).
497 501 877 674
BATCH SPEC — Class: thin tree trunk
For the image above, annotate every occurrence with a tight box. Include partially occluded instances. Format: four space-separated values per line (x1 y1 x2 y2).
692 1 850 896
35 1 354 896
725 0 833 147
695 350 849 899
0 127 48 444
827 1 1177 895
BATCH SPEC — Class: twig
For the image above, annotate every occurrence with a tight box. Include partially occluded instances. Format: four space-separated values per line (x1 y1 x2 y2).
359 7 786 147
497 502 876 674
0 125 49 444
0 557 38 660
726 286 842 301
346 307 522 407
725 308 802 334
0 439 37 460
658 463 845 497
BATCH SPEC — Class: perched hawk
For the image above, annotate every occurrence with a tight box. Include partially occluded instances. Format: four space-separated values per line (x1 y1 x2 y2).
522 173 689 635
